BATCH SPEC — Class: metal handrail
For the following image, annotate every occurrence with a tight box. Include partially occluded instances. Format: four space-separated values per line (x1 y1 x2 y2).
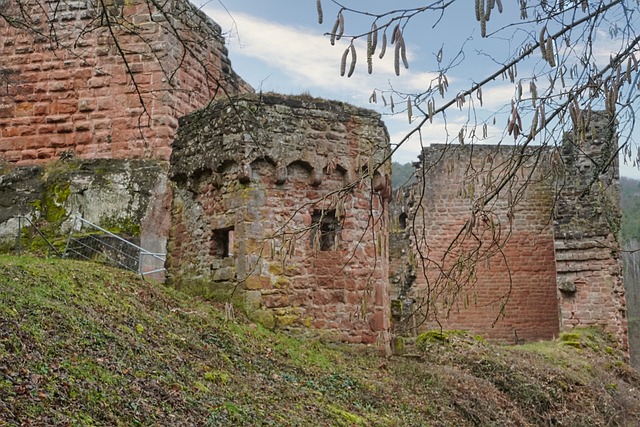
11 214 166 277
64 215 166 276
65 215 165 264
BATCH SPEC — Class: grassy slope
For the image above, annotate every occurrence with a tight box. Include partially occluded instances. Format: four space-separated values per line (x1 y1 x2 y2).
1 256 639 426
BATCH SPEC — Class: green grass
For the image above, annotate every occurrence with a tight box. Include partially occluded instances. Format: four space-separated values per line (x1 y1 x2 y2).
1 255 639 426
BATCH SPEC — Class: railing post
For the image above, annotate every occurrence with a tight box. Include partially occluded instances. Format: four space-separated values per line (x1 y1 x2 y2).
17 216 22 256
63 215 78 258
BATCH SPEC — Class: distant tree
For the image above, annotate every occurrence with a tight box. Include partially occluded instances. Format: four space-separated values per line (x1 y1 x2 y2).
623 238 640 366
621 177 640 243
391 161 415 189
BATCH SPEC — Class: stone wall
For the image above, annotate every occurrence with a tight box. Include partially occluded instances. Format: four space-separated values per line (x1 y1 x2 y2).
0 0 250 163
388 187 415 333
391 112 627 348
0 0 249 278
554 112 627 348
168 93 391 344
400 145 560 342
0 1 628 349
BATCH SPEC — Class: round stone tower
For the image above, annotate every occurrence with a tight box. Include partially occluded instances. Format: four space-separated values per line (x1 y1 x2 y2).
167 93 391 344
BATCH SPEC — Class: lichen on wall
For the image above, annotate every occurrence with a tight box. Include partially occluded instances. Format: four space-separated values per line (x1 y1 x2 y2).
168 93 391 344
0 159 170 274
554 111 627 350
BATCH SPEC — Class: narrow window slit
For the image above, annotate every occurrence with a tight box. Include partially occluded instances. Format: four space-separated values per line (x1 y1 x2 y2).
399 212 408 229
311 210 339 251
212 227 234 258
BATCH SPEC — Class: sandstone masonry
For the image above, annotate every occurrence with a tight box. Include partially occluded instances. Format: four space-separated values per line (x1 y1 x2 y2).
0 1 630 351
554 113 626 348
167 93 392 344
0 0 249 278
396 144 560 342
391 112 627 349
0 0 250 163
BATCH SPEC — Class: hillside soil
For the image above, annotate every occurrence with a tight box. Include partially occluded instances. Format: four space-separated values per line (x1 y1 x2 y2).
0 256 639 426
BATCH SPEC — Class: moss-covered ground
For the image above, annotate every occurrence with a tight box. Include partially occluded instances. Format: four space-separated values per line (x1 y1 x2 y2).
0 255 639 426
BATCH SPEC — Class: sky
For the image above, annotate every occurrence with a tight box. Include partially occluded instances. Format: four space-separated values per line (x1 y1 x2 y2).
195 1 640 178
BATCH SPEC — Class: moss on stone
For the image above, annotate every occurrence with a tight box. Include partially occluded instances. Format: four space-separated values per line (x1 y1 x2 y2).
268 263 284 275
416 329 469 351
99 215 141 237
562 341 582 349
275 314 300 328
392 336 405 355
274 276 290 289
560 332 581 342
250 309 275 330
32 182 71 224
2 158 166 257
416 330 449 350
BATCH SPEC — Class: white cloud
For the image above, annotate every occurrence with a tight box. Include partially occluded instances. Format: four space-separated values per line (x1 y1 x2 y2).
479 83 516 111
204 7 439 98
202 5 640 178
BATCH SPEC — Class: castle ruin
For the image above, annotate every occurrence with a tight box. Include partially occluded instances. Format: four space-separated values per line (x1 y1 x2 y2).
0 0 250 163
390 114 626 348
167 93 391 344
0 0 630 351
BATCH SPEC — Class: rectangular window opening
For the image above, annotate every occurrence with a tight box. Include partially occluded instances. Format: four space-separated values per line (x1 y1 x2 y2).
211 227 234 258
311 210 339 251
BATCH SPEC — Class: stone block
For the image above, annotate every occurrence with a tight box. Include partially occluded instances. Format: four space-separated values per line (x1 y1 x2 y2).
268 262 284 275
245 275 271 290
368 311 386 332
213 267 235 282
78 99 95 112
558 280 577 294
245 291 262 312
250 309 275 330
392 336 405 355
275 314 300 328
263 294 289 308
273 276 290 289
0 104 14 119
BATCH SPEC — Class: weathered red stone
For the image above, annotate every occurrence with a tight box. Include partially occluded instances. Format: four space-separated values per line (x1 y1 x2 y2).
167 93 391 344
0 0 250 164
